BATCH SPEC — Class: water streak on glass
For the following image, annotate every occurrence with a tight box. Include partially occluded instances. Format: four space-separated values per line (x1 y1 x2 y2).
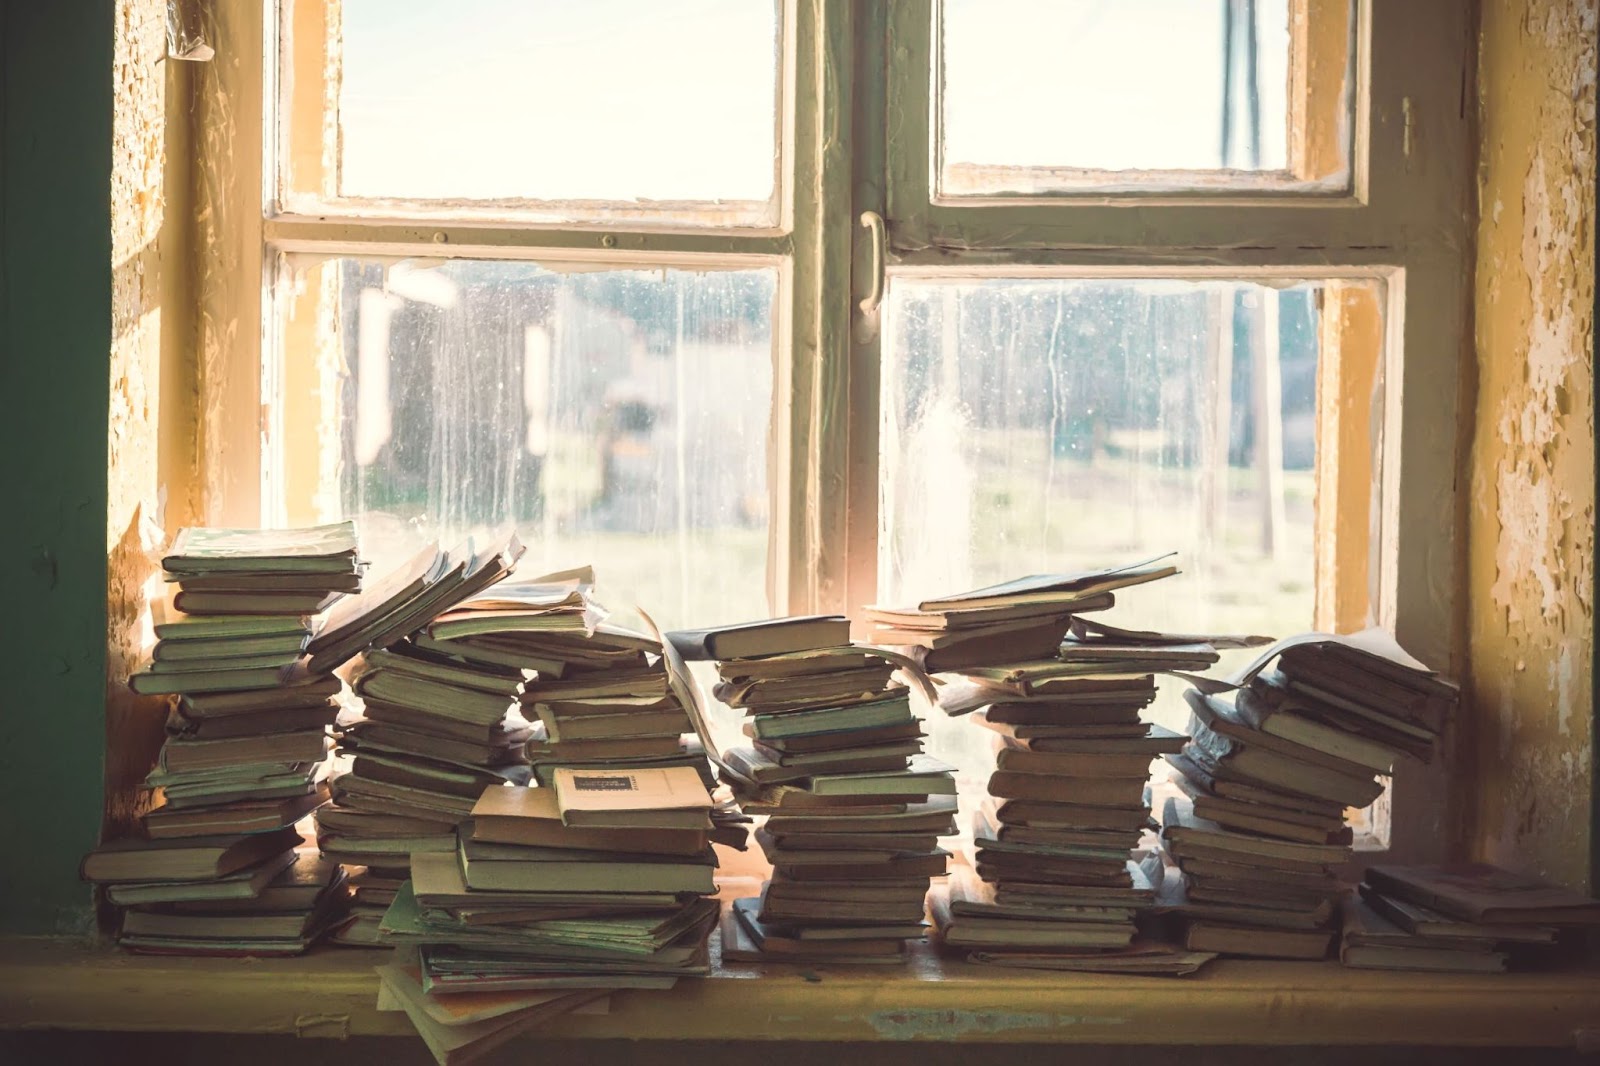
879 277 1334 822
284 259 777 631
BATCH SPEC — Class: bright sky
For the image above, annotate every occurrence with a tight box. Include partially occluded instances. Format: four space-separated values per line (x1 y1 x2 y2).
338 0 780 201
336 0 1292 204
943 0 1289 173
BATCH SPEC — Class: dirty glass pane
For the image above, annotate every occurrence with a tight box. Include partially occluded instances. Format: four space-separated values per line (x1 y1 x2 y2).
880 276 1354 828
273 258 777 630
324 0 780 221
939 0 1353 195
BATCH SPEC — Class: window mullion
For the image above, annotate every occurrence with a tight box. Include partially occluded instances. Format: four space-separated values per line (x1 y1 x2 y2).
785 0 858 617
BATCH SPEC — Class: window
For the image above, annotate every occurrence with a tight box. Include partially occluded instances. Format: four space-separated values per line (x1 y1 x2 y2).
195 0 1471 862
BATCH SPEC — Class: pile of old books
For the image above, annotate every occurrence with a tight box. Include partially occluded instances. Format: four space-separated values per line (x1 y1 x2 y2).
1158 630 1457 959
671 615 957 965
314 536 541 941
85 522 365 955
889 560 1229 974
376 766 722 1065
1342 862 1600 972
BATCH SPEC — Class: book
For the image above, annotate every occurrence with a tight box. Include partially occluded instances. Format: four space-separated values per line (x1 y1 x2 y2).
667 615 852 662
998 723 1187 756
157 730 329 774
899 615 1075 672
715 667 899 709
128 660 310 696
172 590 342 616
120 886 344 939
103 850 300 905
167 702 338 740
716 646 894 681
83 826 301 884
724 745 913 786
354 671 518 727
865 593 1117 633
1169 774 1347 845
1068 617 1274 650
144 787 328 839
987 771 1148 807
1235 680 1400 773
154 613 313 641
366 644 528 696
470 786 710 856
1183 693 1383 808
535 707 690 742
1183 920 1334 959
992 745 1158 778
1363 863 1600 925
721 901 908 965
745 694 915 740
1163 752 1348 820
803 756 958 797
1162 798 1349 868
342 720 527 768
375 961 609 1066
408 852 681 911
911 556 1178 611
305 541 450 672
1340 898 1508 972
762 796 958 835
154 851 345 913
162 521 359 575
1357 884 1557 943
179 675 342 717
456 839 716 895
152 633 310 662
551 766 714 829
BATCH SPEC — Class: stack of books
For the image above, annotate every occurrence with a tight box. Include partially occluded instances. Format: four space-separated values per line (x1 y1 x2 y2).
1159 629 1458 959
86 522 366 955
373 765 722 1062
313 537 531 941
671 615 957 965
895 564 1239 974
862 558 1181 676
506 581 711 789
1341 863 1600 972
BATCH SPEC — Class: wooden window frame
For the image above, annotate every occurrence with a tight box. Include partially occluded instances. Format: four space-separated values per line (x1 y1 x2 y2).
193 0 1472 865
841 0 1472 865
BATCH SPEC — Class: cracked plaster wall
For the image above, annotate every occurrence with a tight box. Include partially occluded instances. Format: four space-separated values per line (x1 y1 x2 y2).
1470 0 1597 890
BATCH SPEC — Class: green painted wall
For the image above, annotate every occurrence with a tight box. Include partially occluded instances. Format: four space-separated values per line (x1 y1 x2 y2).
0 0 114 934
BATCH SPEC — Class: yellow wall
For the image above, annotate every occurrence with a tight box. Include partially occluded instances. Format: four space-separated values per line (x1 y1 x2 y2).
1469 0 1597 890
106 0 199 853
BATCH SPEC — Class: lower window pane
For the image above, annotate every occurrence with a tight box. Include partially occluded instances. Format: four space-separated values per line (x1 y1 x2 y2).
271 257 778 629
879 275 1383 837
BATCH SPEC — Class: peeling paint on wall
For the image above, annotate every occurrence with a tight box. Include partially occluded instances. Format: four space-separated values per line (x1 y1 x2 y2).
106 0 177 843
1470 0 1597 890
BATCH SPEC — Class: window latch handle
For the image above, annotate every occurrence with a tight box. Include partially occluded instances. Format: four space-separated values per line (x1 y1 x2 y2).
856 211 887 341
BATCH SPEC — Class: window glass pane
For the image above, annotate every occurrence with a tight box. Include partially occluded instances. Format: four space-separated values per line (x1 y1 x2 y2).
880 276 1375 829
939 0 1353 195
298 0 780 223
271 257 777 630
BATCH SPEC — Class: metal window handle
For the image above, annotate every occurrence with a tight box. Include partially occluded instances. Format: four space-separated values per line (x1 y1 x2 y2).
858 211 886 318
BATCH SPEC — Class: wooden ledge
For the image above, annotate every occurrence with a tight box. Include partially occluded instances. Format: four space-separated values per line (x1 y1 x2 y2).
1 937 1598 1047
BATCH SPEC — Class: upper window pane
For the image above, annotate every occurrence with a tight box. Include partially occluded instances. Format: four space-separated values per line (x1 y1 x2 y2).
280 0 782 226
937 0 1355 196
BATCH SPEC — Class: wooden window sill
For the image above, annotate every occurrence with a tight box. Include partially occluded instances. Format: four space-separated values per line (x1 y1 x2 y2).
2 937 1598 1047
